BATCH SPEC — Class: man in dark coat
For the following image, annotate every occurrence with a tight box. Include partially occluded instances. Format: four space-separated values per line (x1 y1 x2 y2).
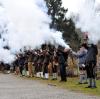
43 50 50 79
57 46 69 82
38 51 45 78
33 50 41 77
85 43 98 88
19 54 25 76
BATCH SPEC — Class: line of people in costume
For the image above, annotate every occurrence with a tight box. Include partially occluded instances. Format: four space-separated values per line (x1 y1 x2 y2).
13 45 70 82
11 41 98 88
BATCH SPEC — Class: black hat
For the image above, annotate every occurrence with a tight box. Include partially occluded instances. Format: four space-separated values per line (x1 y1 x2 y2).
58 45 64 52
81 43 88 49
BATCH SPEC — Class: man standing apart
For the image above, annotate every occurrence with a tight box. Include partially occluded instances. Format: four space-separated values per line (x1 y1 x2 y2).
57 46 70 82
85 43 98 88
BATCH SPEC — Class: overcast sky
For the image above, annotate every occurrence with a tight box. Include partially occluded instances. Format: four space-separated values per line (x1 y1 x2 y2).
62 0 100 44
62 0 100 17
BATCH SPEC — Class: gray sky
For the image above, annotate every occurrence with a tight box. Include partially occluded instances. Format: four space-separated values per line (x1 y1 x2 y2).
62 0 100 17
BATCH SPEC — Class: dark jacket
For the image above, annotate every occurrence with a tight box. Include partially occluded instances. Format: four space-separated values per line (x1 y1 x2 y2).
57 51 68 64
19 56 25 66
43 52 50 64
85 44 98 63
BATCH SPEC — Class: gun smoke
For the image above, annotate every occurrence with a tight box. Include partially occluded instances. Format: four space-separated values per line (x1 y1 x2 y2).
0 0 70 64
62 0 100 44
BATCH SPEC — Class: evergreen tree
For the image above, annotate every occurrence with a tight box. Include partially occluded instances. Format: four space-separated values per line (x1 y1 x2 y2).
45 0 81 50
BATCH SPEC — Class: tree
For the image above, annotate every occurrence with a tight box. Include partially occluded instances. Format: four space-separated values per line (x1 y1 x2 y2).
44 0 81 50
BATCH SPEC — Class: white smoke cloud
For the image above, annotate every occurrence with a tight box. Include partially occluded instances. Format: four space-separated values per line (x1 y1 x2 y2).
62 0 100 44
0 48 15 63
0 0 70 63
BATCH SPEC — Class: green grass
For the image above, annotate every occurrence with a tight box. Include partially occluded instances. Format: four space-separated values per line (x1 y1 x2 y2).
23 76 100 96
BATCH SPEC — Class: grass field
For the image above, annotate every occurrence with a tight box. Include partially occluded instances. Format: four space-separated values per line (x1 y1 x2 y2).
26 76 100 96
